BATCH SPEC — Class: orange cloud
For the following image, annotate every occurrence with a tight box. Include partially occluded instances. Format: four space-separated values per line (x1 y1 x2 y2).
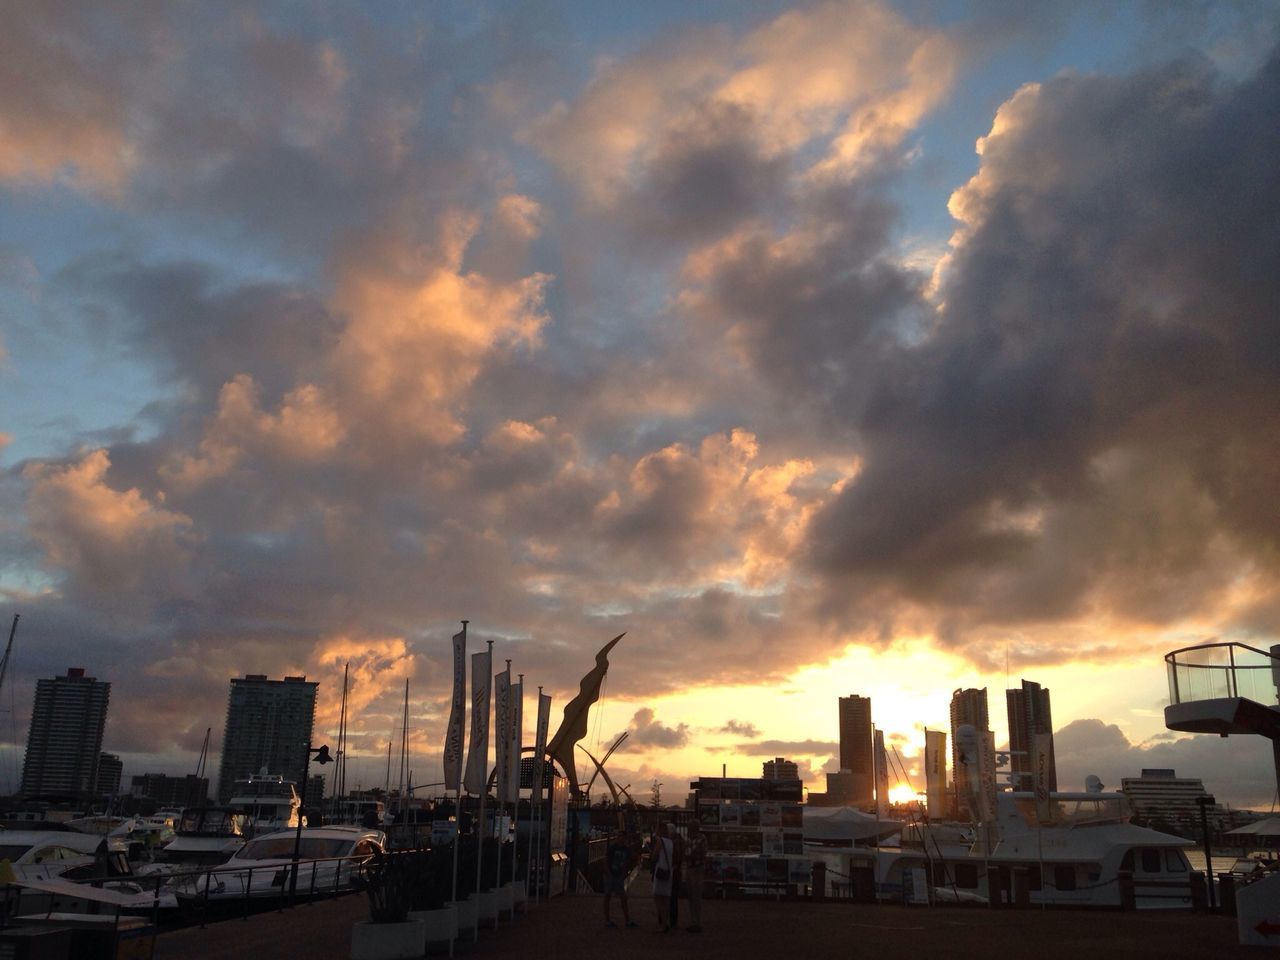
24 449 196 597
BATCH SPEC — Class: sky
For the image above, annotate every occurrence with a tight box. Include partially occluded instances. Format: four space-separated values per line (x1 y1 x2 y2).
1 0 1279 810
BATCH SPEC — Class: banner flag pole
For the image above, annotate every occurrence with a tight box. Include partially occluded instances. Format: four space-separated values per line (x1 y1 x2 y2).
444 620 467 957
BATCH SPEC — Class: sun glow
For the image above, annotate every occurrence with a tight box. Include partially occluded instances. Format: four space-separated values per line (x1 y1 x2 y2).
888 784 920 805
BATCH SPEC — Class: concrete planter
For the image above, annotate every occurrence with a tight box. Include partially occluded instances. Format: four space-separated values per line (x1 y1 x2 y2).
450 898 478 941
476 889 499 928
350 919 427 960
408 904 457 955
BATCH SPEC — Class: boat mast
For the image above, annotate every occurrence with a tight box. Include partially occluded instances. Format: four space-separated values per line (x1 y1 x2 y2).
398 679 409 813
335 662 349 813
0 614 19 702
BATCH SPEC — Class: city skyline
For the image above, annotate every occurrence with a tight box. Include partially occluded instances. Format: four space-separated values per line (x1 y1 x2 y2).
1 3 1278 809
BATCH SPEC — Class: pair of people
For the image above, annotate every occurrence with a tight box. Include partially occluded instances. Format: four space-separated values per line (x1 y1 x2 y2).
648 821 707 932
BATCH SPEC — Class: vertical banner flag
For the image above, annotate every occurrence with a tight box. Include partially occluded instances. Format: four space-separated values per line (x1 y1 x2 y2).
1033 732 1053 824
924 729 947 819
873 728 890 821
494 667 512 806
508 679 523 804
979 730 999 824
463 648 491 795
532 691 552 804
443 624 467 789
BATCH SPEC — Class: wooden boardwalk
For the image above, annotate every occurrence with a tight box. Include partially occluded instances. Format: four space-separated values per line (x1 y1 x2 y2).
154 881 1256 960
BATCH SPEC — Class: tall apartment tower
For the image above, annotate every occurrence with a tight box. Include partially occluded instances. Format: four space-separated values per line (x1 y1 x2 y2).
949 687 989 819
20 667 111 798
1006 679 1057 792
217 674 318 801
837 695 875 808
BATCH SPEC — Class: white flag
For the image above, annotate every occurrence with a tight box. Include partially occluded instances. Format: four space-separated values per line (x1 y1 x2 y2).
531 692 551 804
924 729 947 819
1033 732 1053 824
873 728 890 821
442 625 467 789
463 648 491 795
494 667 511 804
508 679 523 804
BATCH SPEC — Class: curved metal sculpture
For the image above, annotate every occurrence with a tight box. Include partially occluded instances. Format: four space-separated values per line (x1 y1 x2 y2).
545 632 625 798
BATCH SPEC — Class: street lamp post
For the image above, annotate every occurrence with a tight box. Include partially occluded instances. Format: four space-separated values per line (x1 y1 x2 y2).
290 742 332 903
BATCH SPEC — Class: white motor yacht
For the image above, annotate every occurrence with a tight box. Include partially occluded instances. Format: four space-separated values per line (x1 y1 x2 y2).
171 825 384 917
227 774 303 834
836 791 1194 909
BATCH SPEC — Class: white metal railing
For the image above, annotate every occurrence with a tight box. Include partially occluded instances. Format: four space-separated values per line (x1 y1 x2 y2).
1165 642 1280 706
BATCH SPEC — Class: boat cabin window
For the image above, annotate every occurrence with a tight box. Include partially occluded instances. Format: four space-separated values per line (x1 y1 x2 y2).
1026 864 1042 892
351 839 379 859
1011 795 1129 827
1053 865 1076 891
1140 848 1162 873
234 836 353 860
1165 850 1188 873
936 865 983 896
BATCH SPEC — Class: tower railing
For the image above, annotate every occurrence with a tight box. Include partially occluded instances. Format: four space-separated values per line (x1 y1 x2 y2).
1165 641 1280 707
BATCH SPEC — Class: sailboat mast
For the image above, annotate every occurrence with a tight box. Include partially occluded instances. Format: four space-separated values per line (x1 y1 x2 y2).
0 614 19 702
336 662 349 804
398 679 409 809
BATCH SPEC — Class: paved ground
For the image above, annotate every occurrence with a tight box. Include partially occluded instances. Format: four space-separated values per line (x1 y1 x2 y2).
155 878 1258 960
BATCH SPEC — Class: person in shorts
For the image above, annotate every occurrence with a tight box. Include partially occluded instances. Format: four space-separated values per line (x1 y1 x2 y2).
603 830 638 928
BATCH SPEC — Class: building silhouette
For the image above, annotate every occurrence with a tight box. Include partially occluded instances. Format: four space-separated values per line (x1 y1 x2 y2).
1120 768 1226 834
97 752 123 796
21 667 111 799
837 695 874 808
130 772 211 808
762 757 799 781
1006 679 1057 792
949 687 989 819
217 674 318 801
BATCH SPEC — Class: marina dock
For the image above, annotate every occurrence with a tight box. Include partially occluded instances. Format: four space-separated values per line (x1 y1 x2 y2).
153 885 1259 960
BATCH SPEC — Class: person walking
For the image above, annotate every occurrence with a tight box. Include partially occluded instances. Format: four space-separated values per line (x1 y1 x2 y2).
684 819 708 932
649 822 674 931
602 830 639 928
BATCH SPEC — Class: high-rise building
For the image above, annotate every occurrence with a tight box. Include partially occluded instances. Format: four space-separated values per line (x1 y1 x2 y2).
96 752 123 796
1120 769 1227 834
762 757 799 781
20 667 111 799
217 674 318 802
837 695 874 808
949 687 989 819
1006 679 1056 792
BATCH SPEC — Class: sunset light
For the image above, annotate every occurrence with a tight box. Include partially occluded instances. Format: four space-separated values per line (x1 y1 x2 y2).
1 1 1277 823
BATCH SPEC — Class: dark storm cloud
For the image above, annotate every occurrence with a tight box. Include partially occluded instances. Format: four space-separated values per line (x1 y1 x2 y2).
805 46 1280 650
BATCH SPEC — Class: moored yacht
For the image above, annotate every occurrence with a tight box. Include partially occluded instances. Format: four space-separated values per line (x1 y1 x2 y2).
227 773 302 834
839 790 1194 909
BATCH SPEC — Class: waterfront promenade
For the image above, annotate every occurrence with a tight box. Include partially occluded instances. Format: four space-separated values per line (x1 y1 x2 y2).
155 883 1259 959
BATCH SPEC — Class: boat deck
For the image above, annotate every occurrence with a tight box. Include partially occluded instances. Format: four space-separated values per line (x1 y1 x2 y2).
153 882 1257 959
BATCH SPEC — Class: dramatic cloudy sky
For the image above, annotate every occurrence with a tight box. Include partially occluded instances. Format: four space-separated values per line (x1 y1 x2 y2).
2 1 1278 808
